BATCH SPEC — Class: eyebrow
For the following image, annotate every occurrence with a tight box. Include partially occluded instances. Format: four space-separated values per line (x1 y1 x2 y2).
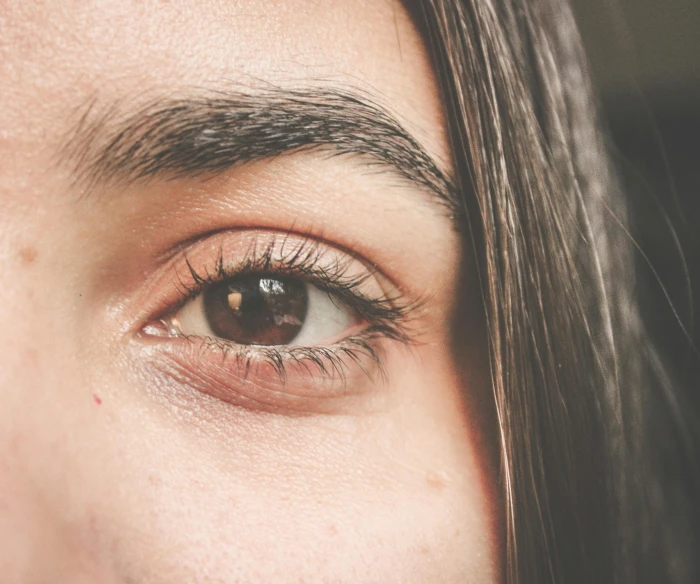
62 87 459 217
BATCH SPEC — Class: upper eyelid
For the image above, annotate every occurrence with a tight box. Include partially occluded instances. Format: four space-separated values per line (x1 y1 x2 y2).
174 234 376 301
178 249 373 305
153 225 408 297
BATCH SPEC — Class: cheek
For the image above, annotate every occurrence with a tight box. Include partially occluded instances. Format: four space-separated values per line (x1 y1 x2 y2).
84 375 495 583
0 336 111 582
0 352 496 583
191 353 491 580
103 467 490 583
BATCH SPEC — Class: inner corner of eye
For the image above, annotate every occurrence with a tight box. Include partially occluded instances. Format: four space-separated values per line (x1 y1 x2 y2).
141 318 180 339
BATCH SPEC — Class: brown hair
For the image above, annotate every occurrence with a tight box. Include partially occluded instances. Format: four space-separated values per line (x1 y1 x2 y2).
411 1 698 582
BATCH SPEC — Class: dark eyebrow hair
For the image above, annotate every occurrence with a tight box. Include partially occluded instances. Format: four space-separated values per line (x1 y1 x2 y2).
63 87 459 217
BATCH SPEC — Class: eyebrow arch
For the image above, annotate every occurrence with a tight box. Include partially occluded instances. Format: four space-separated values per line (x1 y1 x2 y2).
62 87 459 217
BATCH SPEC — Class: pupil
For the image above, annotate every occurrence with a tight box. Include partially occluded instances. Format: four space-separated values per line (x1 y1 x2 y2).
203 275 308 345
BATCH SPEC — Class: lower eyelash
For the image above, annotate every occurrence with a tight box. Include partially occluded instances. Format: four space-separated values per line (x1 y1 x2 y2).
182 328 389 386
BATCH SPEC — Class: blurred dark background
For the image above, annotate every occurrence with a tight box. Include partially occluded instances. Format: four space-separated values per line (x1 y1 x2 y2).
572 0 700 402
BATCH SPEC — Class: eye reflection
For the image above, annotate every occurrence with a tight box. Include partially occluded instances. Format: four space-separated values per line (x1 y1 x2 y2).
204 275 308 345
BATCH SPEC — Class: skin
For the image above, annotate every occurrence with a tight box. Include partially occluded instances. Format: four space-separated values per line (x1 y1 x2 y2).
0 1 499 582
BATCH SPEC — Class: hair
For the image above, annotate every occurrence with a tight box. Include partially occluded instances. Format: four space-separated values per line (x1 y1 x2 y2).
409 1 699 582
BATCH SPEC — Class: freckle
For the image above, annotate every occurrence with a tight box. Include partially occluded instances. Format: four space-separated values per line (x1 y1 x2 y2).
19 246 38 265
93 394 102 405
425 470 449 490
420 545 430 556
327 524 338 536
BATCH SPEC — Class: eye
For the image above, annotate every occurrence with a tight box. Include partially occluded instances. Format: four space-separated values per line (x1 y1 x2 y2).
134 233 417 407
169 273 360 346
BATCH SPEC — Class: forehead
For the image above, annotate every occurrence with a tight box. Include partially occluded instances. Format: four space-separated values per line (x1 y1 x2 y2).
0 1 447 171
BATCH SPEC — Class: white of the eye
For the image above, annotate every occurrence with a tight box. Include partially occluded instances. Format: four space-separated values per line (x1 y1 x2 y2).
171 282 354 346
172 293 213 338
289 285 354 346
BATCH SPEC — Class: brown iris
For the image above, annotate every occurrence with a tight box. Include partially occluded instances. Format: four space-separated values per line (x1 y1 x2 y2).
203 275 308 345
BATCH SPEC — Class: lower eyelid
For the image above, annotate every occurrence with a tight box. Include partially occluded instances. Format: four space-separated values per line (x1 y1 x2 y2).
138 334 387 414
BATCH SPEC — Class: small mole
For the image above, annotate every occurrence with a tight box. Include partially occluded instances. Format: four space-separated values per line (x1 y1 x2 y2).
93 394 102 405
19 246 38 265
